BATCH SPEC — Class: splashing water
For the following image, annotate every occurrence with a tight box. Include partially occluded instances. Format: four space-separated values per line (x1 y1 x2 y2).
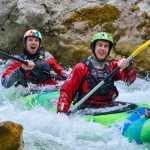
0 64 150 150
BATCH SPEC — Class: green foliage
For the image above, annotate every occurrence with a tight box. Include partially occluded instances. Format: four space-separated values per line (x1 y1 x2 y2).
136 21 148 30
101 23 117 34
48 46 91 69
63 4 121 29
72 47 92 64
129 5 140 12
136 12 150 40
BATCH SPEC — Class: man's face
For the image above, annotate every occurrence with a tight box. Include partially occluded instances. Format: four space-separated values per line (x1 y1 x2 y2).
26 36 40 54
94 40 110 61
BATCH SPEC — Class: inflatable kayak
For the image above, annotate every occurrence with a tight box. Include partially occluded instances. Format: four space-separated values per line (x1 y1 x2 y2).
23 90 150 144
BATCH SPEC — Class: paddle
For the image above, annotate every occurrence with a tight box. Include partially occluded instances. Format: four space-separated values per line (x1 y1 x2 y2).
0 49 65 79
67 40 150 115
0 49 53 74
0 49 28 65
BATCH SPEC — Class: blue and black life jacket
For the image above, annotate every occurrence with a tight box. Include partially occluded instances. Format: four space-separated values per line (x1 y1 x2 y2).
73 58 119 105
18 49 52 84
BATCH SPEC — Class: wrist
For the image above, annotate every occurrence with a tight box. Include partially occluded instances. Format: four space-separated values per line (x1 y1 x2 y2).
125 63 132 71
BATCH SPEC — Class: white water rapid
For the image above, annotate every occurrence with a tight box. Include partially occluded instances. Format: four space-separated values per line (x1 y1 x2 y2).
0 63 150 150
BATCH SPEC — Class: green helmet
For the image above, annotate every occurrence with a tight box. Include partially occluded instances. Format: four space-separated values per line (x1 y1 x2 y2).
90 32 113 52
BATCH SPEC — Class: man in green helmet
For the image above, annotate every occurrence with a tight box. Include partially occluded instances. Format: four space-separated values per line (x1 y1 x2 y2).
57 32 137 114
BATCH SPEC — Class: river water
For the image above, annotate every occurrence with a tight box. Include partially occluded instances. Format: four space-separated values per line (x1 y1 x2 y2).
0 63 150 150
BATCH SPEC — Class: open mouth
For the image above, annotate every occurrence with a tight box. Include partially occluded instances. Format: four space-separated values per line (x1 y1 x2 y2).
30 46 37 50
99 52 105 55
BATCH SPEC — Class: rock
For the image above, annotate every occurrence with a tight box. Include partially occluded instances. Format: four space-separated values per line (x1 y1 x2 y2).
0 121 23 150
0 0 149 72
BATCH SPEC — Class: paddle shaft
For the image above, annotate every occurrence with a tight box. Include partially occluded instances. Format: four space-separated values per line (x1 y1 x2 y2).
0 50 52 74
0 49 62 77
0 50 28 65
67 40 150 115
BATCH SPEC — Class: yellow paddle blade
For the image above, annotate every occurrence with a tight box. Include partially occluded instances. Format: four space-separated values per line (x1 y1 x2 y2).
131 40 150 58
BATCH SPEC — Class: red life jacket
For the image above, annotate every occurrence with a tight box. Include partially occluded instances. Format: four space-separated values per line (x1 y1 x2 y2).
73 58 119 106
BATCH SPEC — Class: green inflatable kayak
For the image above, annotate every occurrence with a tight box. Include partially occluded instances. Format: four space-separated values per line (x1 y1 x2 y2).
23 90 150 144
